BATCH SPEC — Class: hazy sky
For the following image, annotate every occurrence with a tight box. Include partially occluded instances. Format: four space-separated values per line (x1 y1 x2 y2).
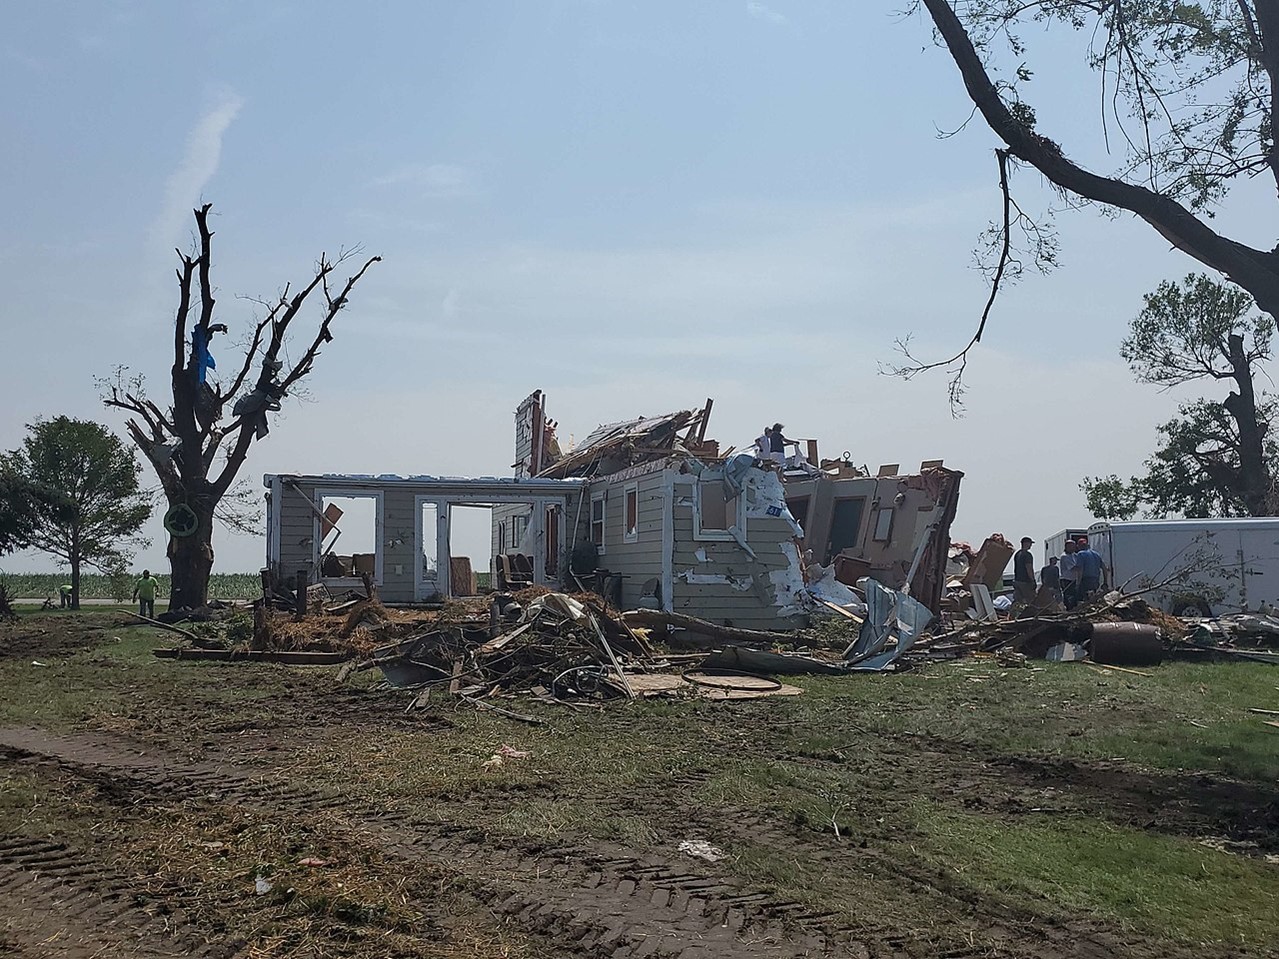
2 1 1269 574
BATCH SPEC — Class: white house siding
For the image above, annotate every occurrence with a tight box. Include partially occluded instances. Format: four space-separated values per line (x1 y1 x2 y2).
267 474 583 603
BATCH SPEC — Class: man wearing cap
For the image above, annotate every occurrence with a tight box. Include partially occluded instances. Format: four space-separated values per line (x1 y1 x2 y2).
1012 536 1037 604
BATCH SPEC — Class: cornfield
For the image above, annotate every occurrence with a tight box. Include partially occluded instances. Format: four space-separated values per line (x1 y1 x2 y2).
0 572 262 601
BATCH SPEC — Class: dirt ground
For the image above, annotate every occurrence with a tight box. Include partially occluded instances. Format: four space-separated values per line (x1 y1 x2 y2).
0 612 1276 958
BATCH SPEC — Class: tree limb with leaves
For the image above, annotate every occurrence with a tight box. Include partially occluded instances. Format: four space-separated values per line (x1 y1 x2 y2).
1083 274 1277 517
0 417 151 609
908 1 1279 395
103 204 380 610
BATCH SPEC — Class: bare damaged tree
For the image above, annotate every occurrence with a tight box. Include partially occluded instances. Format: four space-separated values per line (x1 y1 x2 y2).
105 204 379 610
907 1 1279 397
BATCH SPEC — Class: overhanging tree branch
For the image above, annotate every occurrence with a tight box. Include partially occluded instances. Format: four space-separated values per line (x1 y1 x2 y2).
921 0 1279 314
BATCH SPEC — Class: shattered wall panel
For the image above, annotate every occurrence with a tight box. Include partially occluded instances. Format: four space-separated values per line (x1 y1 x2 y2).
784 467 962 613
669 469 807 630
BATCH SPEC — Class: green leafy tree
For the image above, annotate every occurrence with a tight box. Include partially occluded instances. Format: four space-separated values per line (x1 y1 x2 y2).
1081 474 1142 521
0 474 44 555
912 2 1279 384
104 204 379 610
0 417 152 609
1082 275 1277 518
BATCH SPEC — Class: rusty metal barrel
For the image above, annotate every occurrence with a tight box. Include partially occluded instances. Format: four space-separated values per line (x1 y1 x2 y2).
1089 622 1164 666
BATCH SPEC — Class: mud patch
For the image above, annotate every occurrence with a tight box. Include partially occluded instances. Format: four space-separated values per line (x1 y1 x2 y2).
0 834 231 958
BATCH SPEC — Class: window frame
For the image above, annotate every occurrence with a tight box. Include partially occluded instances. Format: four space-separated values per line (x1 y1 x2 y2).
312 488 385 586
623 483 639 543
872 506 895 543
590 490 607 555
693 474 743 542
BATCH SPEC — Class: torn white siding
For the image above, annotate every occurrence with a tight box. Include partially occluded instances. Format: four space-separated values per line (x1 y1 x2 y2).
669 465 807 629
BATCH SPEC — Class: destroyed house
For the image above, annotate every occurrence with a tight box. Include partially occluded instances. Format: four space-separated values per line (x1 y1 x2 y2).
261 390 961 625
491 391 962 626
782 462 961 615
262 473 582 603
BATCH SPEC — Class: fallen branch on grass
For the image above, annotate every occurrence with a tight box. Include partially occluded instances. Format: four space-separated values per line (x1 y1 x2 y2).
130 612 200 642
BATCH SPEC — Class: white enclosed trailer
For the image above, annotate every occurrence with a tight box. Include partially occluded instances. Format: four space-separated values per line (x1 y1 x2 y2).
1043 528 1088 565
1086 519 1279 615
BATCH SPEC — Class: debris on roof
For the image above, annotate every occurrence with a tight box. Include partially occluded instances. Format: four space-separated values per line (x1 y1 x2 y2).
538 400 715 479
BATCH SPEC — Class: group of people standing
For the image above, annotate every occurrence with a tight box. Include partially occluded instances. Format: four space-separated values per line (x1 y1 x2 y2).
1012 535 1106 610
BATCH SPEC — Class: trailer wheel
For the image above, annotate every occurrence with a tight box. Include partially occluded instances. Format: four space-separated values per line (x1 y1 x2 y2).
1171 598 1212 618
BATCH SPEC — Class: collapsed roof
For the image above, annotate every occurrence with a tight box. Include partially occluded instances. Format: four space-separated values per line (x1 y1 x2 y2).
537 402 713 479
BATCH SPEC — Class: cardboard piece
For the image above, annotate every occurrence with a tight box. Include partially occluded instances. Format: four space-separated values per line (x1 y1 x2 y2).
962 536 1015 591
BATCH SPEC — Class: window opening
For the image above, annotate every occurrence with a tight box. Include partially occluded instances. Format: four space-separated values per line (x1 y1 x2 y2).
827 497 866 562
591 492 606 554
318 494 377 579
624 484 639 542
695 476 738 538
787 496 810 530
545 505 561 575
448 504 493 596
420 502 439 582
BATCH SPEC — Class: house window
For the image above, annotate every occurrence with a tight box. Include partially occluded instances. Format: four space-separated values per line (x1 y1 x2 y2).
511 514 527 551
828 497 866 560
624 484 639 543
872 507 894 542
787 496 810 530
695 475 739 540
545 505 560 575
314 490 384 584
591 491 606 555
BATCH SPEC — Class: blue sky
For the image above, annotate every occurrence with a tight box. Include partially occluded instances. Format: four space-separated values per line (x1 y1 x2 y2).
1 1 1266 573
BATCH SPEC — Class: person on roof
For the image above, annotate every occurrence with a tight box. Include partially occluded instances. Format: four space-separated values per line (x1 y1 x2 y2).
768 423 792 466
755 426 772 459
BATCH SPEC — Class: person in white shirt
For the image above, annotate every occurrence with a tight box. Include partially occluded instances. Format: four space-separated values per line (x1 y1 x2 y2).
755 427 772 459
1058 540 1080 609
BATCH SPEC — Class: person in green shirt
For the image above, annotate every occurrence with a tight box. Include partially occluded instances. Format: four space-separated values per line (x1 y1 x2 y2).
132 569 160 617
59 584 72 608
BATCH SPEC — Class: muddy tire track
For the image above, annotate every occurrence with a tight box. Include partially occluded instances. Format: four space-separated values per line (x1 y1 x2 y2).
1 725 1226 959
0 727 867 959
0 834 235 959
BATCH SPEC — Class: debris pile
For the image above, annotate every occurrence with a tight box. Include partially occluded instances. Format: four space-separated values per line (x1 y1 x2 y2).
919 587 1279 669
1178 612 1279 664
368 592 650 701
537 403 716 479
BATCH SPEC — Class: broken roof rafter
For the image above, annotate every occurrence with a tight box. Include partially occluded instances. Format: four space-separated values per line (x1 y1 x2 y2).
537 402 712 480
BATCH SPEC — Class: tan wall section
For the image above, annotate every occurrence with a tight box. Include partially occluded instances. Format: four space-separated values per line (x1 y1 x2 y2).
591 468 667 609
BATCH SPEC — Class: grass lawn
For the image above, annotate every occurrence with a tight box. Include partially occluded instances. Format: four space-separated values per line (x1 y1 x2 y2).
0 610 1276 957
